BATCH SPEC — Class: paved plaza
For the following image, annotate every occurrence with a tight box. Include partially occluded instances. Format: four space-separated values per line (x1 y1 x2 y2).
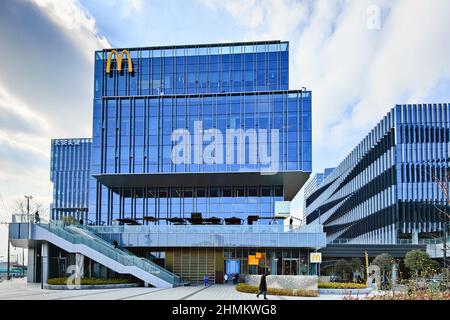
0 278 352 300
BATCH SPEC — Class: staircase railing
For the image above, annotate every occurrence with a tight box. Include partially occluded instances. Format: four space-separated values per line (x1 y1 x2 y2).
38 220 182 286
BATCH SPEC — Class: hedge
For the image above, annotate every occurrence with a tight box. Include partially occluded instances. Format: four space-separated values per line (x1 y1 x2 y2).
47 277 132 286
318 282 367 289
236 283 318 297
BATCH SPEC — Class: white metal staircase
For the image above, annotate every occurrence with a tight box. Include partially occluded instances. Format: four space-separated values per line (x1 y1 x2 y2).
34 221 182 288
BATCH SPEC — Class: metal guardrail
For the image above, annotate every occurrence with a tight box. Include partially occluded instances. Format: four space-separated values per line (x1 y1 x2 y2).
38 220 182 286
329 238 445 245
88 224 324 234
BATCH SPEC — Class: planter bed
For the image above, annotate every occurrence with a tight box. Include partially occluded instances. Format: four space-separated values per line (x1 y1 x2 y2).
44 283 140 290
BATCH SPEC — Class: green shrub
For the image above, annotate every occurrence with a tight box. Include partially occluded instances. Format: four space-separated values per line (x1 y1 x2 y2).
318 282 367 289
235 283 259 293
47 277 132 286
235 283 318 297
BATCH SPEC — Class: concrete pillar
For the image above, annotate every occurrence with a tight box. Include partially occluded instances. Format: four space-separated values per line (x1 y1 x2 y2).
41 242 49 285
27 248 36 283
269 251 277 275
391 263 398 290
75 253 84 278
412 229 419 245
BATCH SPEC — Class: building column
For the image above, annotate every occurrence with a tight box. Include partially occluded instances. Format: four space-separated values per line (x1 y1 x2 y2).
412 228 419 245
75 253 84 278
269 251 277 275
41 242 49 285
392 225 397 244
27 248 36 283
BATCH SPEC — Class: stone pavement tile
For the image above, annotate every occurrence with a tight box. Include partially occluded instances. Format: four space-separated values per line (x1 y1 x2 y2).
125 286 203 300
186 285 347 301
0 279 347 301
185 285 283 301
60 287 159 300
4 288 123 300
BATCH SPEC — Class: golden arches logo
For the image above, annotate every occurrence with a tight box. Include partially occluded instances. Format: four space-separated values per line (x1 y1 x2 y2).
106 49 133 74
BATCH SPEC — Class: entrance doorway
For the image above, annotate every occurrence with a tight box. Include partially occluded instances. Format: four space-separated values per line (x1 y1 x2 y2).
225 259 240 278
282 258 299 275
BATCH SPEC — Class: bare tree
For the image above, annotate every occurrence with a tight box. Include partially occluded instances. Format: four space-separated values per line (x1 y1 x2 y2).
433 172 450 221
10 198 48 222
431 170 450 271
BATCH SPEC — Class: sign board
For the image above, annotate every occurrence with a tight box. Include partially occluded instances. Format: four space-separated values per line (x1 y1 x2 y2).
255 252 265 259
274 201 290 218
248 255 259 265
310 252 322 263
106 49 133 74
54 139 82 146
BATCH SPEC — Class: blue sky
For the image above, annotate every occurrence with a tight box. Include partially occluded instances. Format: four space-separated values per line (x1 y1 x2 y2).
1 0 450 257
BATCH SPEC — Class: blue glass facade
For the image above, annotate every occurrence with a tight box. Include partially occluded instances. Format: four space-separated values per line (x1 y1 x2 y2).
94 41 289 98
50 138 92 220
305 104 449 245
303 168 335 213
89 41 312 225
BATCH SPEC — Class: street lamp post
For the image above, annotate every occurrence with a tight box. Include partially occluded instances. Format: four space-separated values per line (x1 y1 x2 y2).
289 216 304 225
22 247 25 277
24 195 32 239
443 220 448 269
6 240 10 280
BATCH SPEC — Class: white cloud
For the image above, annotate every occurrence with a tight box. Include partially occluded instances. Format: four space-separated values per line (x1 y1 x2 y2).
199 0 308 35
30 0 110 60
122 0 143 17
0 0 111 257
199 0 450 169
102 0 143 18
198 0 450 214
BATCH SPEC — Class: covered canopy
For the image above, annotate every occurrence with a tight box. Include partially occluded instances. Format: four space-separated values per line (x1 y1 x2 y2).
167 217 187 224
204 217 223 225
224 217 243 225
186 218 205 225
141 216 157 222
115 218 141 225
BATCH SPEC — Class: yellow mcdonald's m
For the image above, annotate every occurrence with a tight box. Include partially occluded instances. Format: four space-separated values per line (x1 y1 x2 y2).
106 49 133 74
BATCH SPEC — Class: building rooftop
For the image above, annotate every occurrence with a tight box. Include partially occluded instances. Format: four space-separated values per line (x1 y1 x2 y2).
98 40 288 52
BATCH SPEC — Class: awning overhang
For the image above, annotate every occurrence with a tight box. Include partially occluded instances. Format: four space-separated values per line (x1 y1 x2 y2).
93 171 310 200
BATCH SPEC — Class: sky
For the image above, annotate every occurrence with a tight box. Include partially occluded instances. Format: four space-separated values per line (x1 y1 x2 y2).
1 0 450 258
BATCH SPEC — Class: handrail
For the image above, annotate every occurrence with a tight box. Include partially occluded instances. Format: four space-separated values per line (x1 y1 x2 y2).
38 221 181 285
328 238 446 245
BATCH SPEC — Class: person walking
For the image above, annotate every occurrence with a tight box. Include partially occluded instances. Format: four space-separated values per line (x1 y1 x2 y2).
224 273 228 284
34 211 40 224
256 273 268 299
203 274 209 287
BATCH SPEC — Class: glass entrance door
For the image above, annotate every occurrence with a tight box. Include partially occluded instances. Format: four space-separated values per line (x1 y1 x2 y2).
283 259 299 275
225 259 241 277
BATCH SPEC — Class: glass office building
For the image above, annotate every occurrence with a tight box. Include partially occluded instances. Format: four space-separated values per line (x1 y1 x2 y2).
303 168 335 214
50 138 92 220
89 41 312 226
305 104 450 245
86 41 317 283
39 41 324 286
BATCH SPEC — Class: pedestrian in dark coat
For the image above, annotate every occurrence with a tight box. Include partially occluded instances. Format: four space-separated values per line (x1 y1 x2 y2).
256 273 268 299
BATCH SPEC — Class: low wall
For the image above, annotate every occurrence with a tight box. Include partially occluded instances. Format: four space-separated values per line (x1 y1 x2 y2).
245 275 318 291
319 288 372 295
319 276 331 283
